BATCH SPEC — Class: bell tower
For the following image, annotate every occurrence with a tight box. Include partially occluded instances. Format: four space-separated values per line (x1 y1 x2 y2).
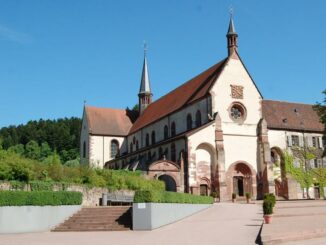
138 44 152 115
226 16 238 56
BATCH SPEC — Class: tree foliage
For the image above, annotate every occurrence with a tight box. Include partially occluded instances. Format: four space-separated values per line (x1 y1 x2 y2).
314 89 326 156
0 117 81 163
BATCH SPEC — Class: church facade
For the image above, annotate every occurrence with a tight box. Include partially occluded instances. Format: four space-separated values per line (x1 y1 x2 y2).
80 18 325 201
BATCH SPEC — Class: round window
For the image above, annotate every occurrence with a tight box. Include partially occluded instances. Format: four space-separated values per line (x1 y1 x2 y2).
229 103 246 122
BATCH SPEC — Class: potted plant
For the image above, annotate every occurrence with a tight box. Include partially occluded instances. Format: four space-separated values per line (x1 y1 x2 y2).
263 199 273 224
245 192 251 203
232 193 236 203
211 191 220 202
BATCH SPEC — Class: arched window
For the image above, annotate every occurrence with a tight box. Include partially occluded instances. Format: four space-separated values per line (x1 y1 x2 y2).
83 141 86 158
171 143 176 162
110 140 119 158
171 122 176 137
196 110 202 127
130 143 133 153
151 131 156 145
159 147 163 159
187 114 192 130
136 140 139 151
164 125 169 140
146 133 149 147
147 151 151 161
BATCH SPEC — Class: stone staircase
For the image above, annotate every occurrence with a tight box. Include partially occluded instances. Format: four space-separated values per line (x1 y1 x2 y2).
52 206 132 232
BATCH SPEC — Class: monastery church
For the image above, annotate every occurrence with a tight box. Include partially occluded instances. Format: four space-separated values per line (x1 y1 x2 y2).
80 18 325 201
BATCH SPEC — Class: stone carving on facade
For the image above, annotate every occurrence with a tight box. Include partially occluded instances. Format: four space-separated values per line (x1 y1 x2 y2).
230 85 244 99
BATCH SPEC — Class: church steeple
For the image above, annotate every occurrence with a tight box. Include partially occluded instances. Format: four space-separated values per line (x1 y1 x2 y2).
138 43 152 115
226 16 238 56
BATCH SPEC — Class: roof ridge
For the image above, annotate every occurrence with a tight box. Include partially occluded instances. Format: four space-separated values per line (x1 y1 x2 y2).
86 105 127 111
263 99 316 106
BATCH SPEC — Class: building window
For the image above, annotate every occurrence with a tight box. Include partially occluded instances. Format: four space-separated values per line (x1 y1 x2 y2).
136 140 139 151
196 110 202 127
187 114 192 130
171 143 176 162
147 151 151 161
130 143 133 153
146 133 149 147
83 141 86 158
312 137 317 148
164 125 169 140
314 159 318 168
110 140 119 158
229 102 246 122
171 122 176 137
291 135 299 146
151 131 156 145
159 147 163 159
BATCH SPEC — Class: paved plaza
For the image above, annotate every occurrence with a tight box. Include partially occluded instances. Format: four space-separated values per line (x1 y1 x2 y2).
0 203 263 245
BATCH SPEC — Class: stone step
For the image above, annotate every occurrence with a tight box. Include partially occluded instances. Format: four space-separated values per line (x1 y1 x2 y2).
52 206 132 232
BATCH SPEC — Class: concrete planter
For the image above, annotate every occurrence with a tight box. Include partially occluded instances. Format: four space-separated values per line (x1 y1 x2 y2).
132 202 212 230
0 205 81 234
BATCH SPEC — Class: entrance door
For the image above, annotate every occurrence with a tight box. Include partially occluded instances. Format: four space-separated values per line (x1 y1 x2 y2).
200 184 208 196
158 175 177 192
233 177 244 196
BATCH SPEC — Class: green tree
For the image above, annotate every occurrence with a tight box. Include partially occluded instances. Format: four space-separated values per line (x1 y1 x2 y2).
40 142 52 160
314 89 326 156
24 140 41 160
8 144 25 155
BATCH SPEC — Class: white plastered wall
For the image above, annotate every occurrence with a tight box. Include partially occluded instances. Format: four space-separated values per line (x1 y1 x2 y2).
89 135 125 168
210 57 262 172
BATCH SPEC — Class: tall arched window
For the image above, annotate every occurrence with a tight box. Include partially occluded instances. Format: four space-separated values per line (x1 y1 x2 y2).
196 110 202 127
110 140 119 158
159 147 163 159
130 143 133 153
187 114 192 130
171 143 176 162
146 133 149 147
151 131 156 145
171 122 176 137
164 125 169 140
83 141 86 158
136 140 139 151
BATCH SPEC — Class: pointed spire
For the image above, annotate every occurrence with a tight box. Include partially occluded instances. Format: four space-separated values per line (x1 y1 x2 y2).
138 42 153 115
139 42 151 94
226 14 238 56
227 17 237 35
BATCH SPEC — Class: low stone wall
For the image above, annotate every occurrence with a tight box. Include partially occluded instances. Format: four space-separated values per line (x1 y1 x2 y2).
132 203 212 230
0 182 134 206
0 205 81 234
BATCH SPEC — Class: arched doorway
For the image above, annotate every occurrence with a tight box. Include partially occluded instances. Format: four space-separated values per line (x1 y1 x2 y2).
158 174 177 192
226 161 257 199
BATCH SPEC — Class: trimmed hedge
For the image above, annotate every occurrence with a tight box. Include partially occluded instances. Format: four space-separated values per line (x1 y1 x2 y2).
134 190 214 204
0 191 82 206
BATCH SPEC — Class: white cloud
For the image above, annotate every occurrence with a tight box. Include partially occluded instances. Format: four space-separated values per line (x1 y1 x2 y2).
0 24 33 44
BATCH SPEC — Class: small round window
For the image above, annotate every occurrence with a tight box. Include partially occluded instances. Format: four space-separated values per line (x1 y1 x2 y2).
229 103 246 122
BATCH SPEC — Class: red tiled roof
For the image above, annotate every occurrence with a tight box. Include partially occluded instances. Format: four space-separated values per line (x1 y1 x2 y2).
85 106 135 136
262 100 324 132
129 58 227 134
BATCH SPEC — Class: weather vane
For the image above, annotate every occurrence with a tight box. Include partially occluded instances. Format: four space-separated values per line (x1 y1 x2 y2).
143 40 147 56
229 5 234 17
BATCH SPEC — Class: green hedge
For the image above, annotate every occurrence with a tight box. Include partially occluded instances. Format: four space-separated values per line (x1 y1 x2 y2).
0 191 82 206
134 190 213 204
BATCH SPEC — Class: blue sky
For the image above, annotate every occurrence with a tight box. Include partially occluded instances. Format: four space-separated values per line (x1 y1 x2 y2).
0 0 325 128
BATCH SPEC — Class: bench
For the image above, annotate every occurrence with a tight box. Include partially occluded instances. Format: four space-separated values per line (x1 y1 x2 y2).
106 193 133 206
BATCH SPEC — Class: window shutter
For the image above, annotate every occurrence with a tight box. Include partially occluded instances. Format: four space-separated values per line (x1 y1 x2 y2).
310 159 315 168
319 137 323 149
317 159 322 168
306 136 312 147
299 135 304 147
287 136 292 147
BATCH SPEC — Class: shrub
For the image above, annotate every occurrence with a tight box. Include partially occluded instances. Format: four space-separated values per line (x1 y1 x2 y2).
30 181 54 191
263 193 276 207
0 191 82 206
134 190 214 204
263 199 273 215
245 192 251 199
9 180 25 190
210 191 219 198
